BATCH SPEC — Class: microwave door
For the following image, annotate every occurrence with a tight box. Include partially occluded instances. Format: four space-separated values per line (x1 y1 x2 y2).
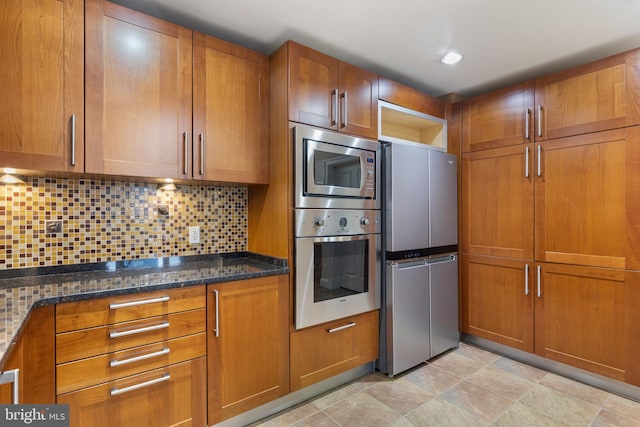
305 139 365 198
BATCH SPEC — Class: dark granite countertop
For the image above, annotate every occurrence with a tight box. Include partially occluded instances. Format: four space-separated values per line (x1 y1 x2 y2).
0 252 288 368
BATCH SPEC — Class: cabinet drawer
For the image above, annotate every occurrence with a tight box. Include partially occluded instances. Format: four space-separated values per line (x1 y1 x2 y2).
56 308 206 364
57 332 206 394
56 286 206 333
57 358 207 427
290 310 379 391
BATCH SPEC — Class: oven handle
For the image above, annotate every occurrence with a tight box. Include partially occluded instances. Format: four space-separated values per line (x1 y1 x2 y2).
309 233 376 243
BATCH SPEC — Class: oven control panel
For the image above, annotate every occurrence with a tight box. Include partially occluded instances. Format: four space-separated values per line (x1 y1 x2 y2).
295 209 381 237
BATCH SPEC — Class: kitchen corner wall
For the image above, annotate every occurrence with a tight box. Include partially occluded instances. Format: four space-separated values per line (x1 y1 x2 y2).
0 177 248 270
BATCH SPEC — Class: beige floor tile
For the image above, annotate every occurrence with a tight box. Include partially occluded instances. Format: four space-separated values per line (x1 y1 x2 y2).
290 412 341 427
352 371 395 390
603 395 640 422
311 382 363 410
323 392 402 427
389 417 414 427
440 380 515 423
365 377 436 415
519 384 600 426
492 402 569 427
539 373 610 406
403 363 462 395
429 351 487 378
253 402 320 427
491 356 548 382
405 397 489 427
467 364 536 401
456 342 501 365
591 409 640 427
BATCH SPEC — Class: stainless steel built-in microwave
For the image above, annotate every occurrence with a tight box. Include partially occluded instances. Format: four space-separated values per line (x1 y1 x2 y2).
294 124 379 210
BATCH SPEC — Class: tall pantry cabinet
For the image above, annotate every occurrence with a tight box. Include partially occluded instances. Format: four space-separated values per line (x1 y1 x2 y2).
460 47 640 386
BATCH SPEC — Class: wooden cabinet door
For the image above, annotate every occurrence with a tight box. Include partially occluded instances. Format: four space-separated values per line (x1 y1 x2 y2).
85 0 192 179
193 33 269 184
461 144 534 259
378 76 445 119
338 61 378 139
461 255 534 352
462 81 534 152
207 275 289 424
58 358 207 427
535 263 637 383
288 42 338 130
0 0 84 172
535 48 640 141
290 310 379 391
535 126 640 270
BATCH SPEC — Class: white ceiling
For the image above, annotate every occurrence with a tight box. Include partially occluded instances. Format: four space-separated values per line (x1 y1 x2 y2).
112 0 640 99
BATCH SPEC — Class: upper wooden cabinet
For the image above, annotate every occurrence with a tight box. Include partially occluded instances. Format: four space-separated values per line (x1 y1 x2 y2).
193 34 269 184
0 0 84 172
461 144 534 260
462 82 534 152
379 77 445 119
84 0 192 179
535 49 640 141
288 42 379 139
534 126 640 271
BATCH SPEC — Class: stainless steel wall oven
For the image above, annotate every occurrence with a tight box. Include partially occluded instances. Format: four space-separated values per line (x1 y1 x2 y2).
293 124 381 330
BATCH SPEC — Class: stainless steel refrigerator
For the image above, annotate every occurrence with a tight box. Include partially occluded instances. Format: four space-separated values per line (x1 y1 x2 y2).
379 141 459 377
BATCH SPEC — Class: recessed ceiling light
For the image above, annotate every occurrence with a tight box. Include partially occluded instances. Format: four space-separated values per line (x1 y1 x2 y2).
441 52 463 65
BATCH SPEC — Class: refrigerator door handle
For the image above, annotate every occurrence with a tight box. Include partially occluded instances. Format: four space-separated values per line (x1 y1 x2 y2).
427 254 457 265
396 259 428 270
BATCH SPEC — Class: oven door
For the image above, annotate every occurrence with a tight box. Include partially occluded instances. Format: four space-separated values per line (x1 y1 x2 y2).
295 233 381 330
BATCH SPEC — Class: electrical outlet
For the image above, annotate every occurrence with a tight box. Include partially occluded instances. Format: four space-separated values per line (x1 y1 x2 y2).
45 220 63 234
188 226 200 244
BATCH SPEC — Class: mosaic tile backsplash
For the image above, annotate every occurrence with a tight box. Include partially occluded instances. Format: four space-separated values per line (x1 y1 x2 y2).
0 177 248 269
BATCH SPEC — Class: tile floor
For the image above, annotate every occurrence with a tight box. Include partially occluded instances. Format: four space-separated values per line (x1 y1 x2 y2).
251 343 640 427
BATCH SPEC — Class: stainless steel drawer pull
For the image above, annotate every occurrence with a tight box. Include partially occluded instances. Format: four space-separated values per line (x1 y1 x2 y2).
525 108 531 140
110 374 170 396
213 289 220 337
537 105 543 137
537 265 542 298
328 322 356 333
109 347 170 367
70 114 77 166
0 368 19 404
331 89 338 126
109 296 170 310
109 321 170 338
524 264 530 296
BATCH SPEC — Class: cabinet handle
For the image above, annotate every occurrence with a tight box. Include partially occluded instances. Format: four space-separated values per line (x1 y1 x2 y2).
109 321 170 338
537 265 542 298
109 347 170 367
331 89 338 126
524 264 530 296
199 133 205 176
0 368 19 404
183 132 189 175
340 92 348 128
537 105 543 137
70 114 77 167
213 289 219 337
537 145 542 177
525 108 531 140
525 146 530 178
109 295 170 310
110 374 170 396
328 322 356 333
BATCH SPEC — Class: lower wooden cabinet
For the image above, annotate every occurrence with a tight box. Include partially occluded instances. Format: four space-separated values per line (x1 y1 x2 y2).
461 255 534 352
462 255 640 386
0 306 55 404
207 275 289 425
290 310 379 391
58 358 206 427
